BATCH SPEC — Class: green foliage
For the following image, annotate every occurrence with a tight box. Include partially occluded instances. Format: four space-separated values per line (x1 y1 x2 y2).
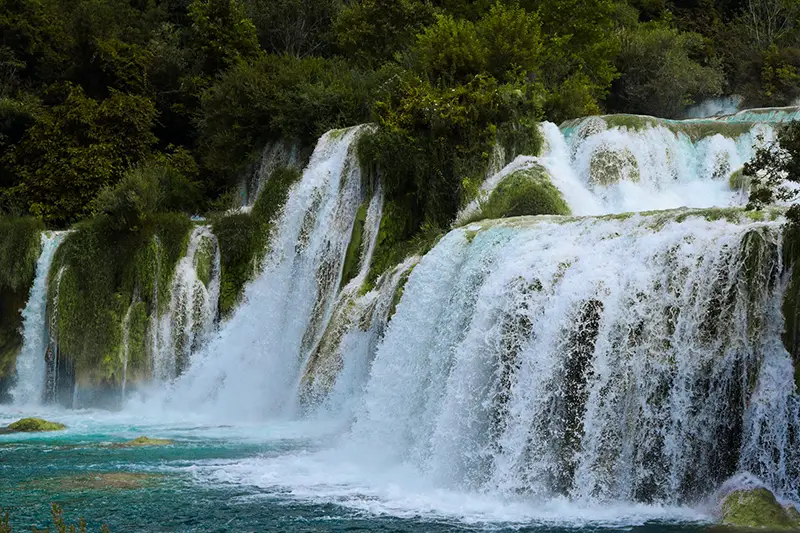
51 214 192 385
0 215 43 291
744 121 800 208
4 84 157 226
93 161 203 232
610 22 725 117
0 216 43 382
199 54 382 189
213 166 301 316
340 199 369 289
187 0 259 75
5 417 66 432
1 504 110 533
333 0 435 67
528 0 620 120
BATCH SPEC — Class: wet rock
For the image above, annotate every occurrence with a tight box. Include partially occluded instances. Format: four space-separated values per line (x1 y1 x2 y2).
721 487 800 529
1 417 66 433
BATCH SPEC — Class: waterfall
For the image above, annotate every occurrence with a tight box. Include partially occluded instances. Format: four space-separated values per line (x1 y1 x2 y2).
162 126 371 419
153 226 221 381
344 210 799 504
11 231 66 405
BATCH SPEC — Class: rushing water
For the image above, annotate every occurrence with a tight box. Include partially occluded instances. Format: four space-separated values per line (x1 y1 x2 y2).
11 232 66 405
3 110 800 531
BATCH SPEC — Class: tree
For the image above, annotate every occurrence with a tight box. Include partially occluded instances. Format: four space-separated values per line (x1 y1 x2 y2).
333 0 435 67
744 121 800 208
610 23 725 117
242 0 340 57
187 0 260 76
4 84 157 226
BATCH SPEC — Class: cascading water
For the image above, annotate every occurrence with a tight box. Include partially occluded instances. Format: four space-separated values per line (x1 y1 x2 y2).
11 231 66 405
153 226 221 381
125 110 800 521
342 211 798 505
161 126 372 419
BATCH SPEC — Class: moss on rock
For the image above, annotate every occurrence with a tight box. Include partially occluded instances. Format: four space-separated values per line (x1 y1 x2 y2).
589 147 640 186
4 417 66 432
214 166 301 317
24 472 159 491
467 165 570 223
721 488 800 529
50 213 192 389
115 436 173 447
340 199 369 289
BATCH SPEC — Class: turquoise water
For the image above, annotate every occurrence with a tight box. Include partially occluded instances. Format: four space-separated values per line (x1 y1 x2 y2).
0 407 717 533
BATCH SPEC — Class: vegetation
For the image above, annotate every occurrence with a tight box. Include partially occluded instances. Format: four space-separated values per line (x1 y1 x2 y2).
213 166 302 316
1 504 110 533
744 122 800 208
0 216 44 386
1 0 793 233
462 166 571 225
720 487 800 529
50 214 192 386
4 417 66 432
115 436 173 447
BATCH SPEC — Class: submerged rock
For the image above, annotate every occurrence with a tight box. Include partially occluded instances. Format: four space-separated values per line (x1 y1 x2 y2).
115 436 173 447
23 472 159 491
1 417 66 433
721 487 800 529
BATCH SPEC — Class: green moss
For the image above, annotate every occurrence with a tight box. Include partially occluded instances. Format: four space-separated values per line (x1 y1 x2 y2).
730 169 750 191
782 222 800 390
340 200 369 289
387 266 414 321
115 436 173 447
213 166 302 317
194 234 216 288
721 488 800 529
464 166 570 224
50 214 192 387
589 148 640 186
0 216 44 292
367 201 442 287
602 114 753 141
24 472 160 491
5 417 66 432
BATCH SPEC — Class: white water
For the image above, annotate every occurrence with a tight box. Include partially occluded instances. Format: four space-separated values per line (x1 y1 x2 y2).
153 226 221 381
341 213 797 504
62 111 799 522
12 232 65 405
157 126 371 419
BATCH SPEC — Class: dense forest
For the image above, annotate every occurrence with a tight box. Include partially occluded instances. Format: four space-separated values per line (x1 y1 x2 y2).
1 0 799 234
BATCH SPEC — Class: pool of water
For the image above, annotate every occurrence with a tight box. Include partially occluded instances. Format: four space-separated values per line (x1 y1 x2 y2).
0 406 719 533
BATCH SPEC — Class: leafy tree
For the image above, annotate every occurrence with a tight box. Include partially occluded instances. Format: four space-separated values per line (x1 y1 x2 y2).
333 0 436 67
198 54 382 188
523 0 620 119
187 0 260 76
242 0 340 57
744 121 800 208
4 84 157 226
610 22 725 117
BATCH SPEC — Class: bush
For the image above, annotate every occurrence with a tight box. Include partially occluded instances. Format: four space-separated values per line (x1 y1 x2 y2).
610 22 725 117
93 162 203 231
4 84 157 227
198 54 384 190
